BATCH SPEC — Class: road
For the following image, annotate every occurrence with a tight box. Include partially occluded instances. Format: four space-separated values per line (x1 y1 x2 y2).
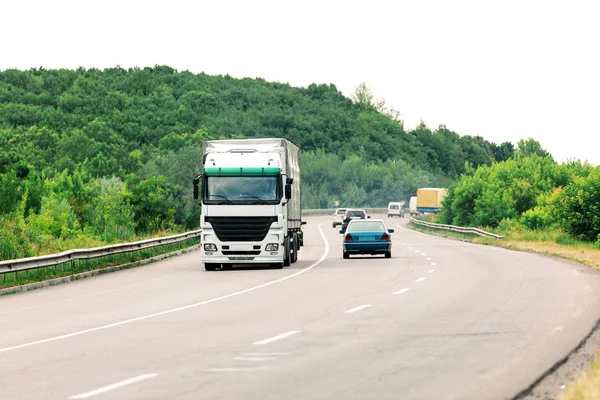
1 214 600 400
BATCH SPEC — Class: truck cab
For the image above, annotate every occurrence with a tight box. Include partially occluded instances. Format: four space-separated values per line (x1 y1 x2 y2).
193 139 303 271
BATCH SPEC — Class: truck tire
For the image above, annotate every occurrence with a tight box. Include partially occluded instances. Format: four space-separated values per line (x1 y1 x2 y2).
298 232 304 247
283 237 291 267
204 263 219 271
290 233 298 264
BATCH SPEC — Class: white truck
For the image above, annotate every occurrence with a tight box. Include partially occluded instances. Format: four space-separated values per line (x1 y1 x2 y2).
193 138 304 271
409 196 418 216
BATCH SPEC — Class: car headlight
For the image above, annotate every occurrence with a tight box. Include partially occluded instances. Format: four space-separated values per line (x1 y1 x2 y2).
265 243 279 251
204 243 217 252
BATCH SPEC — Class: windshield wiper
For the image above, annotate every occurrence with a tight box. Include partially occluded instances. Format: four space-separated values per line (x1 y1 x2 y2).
208 194 234 204
245 196 269 204
240 196 271 205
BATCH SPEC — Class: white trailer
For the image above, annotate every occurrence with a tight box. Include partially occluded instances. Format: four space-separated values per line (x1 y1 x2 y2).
193 138 304 271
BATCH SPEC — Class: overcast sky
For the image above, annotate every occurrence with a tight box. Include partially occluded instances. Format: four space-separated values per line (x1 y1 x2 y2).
2 0 599 164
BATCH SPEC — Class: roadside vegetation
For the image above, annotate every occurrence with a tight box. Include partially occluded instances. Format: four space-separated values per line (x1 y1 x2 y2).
1 66 513 261
0 237 198 293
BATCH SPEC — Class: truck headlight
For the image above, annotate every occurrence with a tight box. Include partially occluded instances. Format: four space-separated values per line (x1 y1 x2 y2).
204 243 217 252
265 243 279 251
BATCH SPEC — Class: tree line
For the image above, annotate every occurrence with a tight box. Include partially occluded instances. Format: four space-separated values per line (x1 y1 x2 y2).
1 66 515 259
437 139 600 244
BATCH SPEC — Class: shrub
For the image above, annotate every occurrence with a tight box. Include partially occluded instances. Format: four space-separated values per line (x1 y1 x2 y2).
555 167 600 242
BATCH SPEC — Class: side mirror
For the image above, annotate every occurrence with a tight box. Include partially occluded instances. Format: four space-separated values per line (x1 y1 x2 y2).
286 177 294 185
192 174 202 201
301 221 307 225
388 228 395 234
285 184 292 199
339 230 344 234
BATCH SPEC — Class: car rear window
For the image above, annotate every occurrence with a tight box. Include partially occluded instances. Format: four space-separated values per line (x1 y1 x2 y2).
337 209 347 215
348 221 386 232
389 205 399 210
347 210 365 218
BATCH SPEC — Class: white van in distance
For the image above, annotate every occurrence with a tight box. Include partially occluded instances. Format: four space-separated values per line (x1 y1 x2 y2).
387 202 404 218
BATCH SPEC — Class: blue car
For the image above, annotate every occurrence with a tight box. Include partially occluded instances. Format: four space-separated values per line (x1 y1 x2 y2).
340 219 394 259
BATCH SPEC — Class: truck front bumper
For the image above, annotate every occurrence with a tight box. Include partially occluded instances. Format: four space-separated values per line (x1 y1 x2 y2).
202 243 284 265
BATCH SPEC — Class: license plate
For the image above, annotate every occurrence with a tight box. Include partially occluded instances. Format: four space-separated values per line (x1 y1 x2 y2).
360 236 375 241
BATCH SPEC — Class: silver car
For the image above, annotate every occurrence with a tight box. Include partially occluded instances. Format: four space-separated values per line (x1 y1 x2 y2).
332 208 348 227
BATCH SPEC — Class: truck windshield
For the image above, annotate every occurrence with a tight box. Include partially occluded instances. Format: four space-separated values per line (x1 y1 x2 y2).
205 176 279 203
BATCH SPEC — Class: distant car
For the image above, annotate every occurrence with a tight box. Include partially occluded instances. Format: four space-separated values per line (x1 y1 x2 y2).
340 209 369 233
387 202 404 218
332 208 348 227
341 219 394 259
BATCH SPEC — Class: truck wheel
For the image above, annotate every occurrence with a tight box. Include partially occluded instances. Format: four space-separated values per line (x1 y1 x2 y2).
291 233 298 264
283 236 291 267
204 263 219 271
298 232 304 247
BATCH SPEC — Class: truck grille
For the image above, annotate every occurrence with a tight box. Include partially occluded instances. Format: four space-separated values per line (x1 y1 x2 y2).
206 216 277 242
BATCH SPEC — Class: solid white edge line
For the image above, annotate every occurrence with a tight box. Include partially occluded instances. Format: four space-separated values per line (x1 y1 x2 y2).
393 288 410 295
415 277 427 282
344 304 372 314
69 374 158 399
0 223 330 354
253 330 300 345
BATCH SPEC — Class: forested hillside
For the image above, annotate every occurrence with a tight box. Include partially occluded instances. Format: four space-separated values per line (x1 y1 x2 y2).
1 66 512 259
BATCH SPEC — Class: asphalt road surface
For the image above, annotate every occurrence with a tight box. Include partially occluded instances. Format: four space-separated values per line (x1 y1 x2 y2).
2 214 600 400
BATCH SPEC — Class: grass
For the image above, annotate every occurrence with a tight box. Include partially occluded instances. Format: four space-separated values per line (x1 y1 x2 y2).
408 221 600 398
0 237 199 291
559 350 600 400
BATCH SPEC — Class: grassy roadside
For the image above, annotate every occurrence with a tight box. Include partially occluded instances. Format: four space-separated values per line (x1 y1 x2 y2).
559 349 600 400
408 221 600 399
0 237 199 292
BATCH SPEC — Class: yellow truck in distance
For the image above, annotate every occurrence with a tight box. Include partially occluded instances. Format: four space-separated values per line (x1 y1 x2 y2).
416 188 447 214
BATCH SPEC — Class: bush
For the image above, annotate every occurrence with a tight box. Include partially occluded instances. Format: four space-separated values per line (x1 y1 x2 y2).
519 206 555 230
555 167 600 241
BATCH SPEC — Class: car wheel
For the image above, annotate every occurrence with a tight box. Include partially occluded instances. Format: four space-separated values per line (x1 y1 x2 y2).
385 251 391 259
343 252 349 259
204 263 219 271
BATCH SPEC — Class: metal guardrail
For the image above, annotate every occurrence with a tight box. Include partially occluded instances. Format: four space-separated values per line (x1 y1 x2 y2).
0 230 202 277
410 218 504 239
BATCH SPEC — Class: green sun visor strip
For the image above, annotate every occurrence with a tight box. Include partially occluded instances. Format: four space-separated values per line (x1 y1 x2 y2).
203 167 281 176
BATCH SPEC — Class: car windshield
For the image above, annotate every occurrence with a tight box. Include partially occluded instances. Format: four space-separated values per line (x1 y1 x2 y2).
205 176 279 202
348 221 386 232
347 210 365 218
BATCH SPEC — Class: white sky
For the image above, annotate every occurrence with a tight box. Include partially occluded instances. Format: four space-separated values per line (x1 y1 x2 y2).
2 0 599 164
